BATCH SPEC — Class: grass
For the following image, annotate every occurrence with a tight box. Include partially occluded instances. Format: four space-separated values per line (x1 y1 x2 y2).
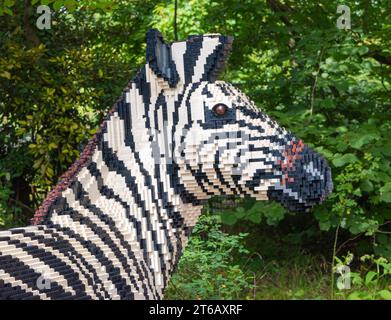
245 253 332 300
231 218 335 300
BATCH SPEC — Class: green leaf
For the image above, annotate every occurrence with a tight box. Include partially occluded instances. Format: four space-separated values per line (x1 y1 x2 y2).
336 126 348 133
380 192 391 203
221 213 238 225
48 142 57 150
261 202 285 225
318 220 331 231
347 291 364 300
4 0 15 6
0 71 11 79
332 153 359 167
234 207 246 219
380 183 391 203
364 271 377 285
350 133 377 149
3 7 13 15
357 46 369 55
378 290 391 300
247 212 262 224
319 98 335 109
46 166 54 178
64 0 77 10
381 143 391 157
53 0 64 11
360 179 373 192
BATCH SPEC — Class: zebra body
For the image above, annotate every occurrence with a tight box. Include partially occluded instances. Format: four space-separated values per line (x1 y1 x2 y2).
0 30 332 300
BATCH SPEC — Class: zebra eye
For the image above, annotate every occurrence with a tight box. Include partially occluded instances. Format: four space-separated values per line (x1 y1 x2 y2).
213 103 228 116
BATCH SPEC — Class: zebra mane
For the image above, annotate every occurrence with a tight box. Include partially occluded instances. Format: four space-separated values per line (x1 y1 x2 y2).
31 96 121 225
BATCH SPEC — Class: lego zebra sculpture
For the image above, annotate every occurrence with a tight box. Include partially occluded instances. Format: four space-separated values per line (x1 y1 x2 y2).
0 29 333 300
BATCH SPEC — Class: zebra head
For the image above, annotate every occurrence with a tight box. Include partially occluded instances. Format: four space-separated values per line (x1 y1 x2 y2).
137 29 333 212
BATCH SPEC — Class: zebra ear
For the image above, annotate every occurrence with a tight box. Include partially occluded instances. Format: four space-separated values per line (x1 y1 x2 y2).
146 29 179 87
181 34 234 85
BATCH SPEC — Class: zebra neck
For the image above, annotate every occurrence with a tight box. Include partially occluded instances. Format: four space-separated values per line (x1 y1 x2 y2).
42 137 202 298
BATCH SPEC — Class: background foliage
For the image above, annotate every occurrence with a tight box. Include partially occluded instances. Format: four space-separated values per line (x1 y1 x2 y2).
0 0 390 299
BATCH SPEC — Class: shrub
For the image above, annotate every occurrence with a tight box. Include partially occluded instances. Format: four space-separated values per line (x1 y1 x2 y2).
165 214 252 300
